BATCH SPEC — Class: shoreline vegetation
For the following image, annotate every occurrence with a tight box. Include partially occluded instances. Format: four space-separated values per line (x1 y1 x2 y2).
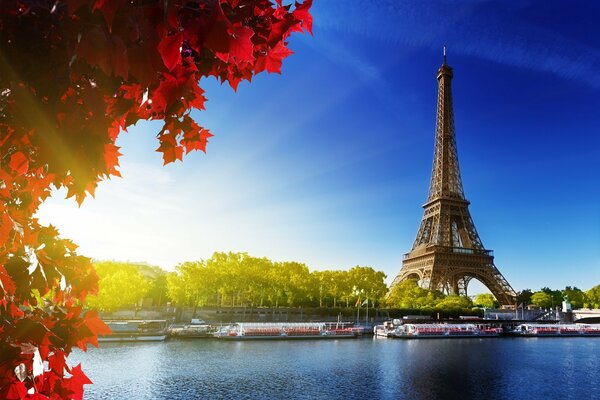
85 253 600 316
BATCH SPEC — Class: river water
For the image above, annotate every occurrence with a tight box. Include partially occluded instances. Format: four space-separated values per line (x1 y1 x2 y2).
70 337 599 400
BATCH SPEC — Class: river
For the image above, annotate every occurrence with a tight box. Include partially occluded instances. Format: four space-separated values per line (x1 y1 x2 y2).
70 337 599 399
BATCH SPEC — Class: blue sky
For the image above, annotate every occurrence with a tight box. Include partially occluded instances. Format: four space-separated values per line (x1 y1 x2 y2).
37 0 600 293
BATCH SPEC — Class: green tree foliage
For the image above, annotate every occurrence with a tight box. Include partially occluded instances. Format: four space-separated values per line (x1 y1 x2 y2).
85 261 150 312
166 252 389 308
435 295 473 310
530 291 553 308
516 289 533 305
138 264 169 307
311 271 328 307
563 286 585 309
474 293 499 309
322 270 350 308
386 280 443 309
166 261 216 312
348 266 388 307
386 280 476 310
584 285 600 308
540 287 563 307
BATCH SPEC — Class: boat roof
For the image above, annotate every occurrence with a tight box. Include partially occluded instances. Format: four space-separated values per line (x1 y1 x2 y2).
404 323 477 329
103 319 168 323
236 322 326 328
516 323 593 328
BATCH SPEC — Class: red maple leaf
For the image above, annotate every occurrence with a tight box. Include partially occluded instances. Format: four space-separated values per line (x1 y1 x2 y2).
64 364 93 400
158 32 184 72
293 0 313 34
228 25 255 62
83 310 112 337
0 380 27 400
9 151 28 175
265 42 294 74
49 351 67 377
156 131 184 165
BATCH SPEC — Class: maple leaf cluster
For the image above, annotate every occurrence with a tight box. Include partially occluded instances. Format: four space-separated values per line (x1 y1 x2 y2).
0 0 312 398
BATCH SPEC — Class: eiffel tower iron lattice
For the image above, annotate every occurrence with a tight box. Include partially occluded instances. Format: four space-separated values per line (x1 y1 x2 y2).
390 51 517 305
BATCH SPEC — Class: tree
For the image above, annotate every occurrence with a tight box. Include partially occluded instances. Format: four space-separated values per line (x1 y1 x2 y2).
324 270 350 308
0 1 312 398
167 261 218 314
85 262 150 312
386 280 443 309
242 256 273 307
435 295 473 310
530 291 553 309
563 286 585 309
146 270 169 307
516 289 533 305
266 261 310 307
584 285 600 309
347 266 388 307
206 252 247 307
473 293 498 309
540 287 562 307
310 271 328 307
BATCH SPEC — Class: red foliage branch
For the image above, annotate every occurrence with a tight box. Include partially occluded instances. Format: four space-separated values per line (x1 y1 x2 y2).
0 0 312 398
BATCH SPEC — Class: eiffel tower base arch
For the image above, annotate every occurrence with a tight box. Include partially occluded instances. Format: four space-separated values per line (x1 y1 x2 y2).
391 246 516 305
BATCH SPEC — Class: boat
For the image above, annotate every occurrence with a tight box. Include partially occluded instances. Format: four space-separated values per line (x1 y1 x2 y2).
213 322 359 340
168 319 215 338
374 320 402 338
99 320 168 342
511 323 600 337
391 323 501 338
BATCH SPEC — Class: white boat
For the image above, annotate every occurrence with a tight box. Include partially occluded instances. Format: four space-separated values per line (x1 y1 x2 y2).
168 319 214 338
391 323 501 338
374 320 402 338
512 323 600 337
213 322 358 340
99 320 168 342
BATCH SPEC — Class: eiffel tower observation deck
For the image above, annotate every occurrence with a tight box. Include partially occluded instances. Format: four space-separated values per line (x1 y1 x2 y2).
391 48 517 305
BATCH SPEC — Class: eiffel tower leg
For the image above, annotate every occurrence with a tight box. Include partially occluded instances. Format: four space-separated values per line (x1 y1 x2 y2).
457 276 471 297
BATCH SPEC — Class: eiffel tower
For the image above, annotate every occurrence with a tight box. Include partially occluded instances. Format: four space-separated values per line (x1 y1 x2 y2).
391 49 516 305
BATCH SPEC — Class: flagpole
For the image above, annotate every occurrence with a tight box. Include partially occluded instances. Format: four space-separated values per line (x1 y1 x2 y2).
365 297 369 326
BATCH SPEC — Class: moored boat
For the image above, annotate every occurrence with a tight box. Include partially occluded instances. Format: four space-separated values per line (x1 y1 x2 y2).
213 322 359 340
392 323 501 338
374 320 401 338
99 320 168 342
511 323 600 337
168 323 214 338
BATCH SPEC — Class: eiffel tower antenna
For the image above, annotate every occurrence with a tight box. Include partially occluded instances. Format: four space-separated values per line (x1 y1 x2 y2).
390 57 516 305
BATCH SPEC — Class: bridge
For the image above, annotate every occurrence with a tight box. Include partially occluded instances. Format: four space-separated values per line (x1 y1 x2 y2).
574 309 600 322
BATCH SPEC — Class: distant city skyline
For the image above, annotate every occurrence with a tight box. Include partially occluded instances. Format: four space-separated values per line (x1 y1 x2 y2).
37 0 600 293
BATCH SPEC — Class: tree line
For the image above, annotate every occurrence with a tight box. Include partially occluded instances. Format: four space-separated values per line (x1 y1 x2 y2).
520 286 600 309
85 255 600 313
86 253 389 311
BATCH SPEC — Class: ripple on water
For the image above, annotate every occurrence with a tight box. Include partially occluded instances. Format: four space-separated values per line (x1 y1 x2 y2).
70 338 600 400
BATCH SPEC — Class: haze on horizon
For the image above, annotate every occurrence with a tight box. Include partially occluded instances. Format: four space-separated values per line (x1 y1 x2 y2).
36 0 600 293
